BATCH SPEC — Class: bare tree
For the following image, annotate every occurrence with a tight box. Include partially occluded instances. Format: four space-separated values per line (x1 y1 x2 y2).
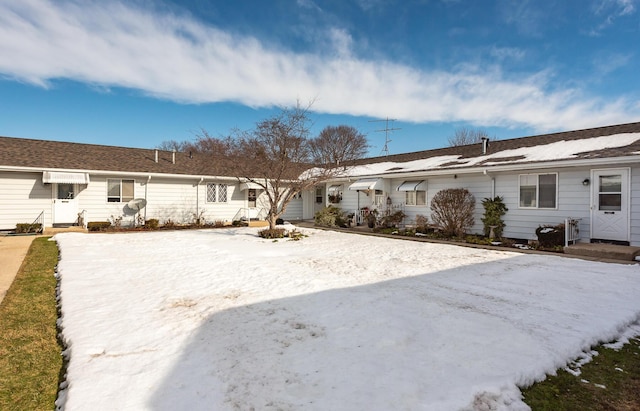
309 125 369 166
217 105 368 230
447 127 491 147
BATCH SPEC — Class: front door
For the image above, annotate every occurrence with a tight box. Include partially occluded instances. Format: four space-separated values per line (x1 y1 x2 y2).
591 168 630 242
53 183 79 224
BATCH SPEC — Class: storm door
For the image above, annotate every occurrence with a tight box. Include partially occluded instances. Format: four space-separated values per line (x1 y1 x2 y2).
591 169 629 243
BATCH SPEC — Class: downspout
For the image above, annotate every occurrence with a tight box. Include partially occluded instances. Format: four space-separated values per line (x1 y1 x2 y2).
144 175 151 221
483 169 495 198
196 177 204 220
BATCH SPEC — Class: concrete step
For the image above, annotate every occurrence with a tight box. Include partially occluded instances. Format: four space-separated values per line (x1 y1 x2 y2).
564 242 640 262
247 220 269 228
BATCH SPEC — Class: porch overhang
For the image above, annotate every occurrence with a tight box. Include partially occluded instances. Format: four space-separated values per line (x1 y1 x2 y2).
239 182 263 191
397 180 426 191
348 178 383 191
42 171 90 184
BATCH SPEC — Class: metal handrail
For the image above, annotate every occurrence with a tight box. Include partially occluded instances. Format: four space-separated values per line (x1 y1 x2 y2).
30 210 45 233
565 217 581 246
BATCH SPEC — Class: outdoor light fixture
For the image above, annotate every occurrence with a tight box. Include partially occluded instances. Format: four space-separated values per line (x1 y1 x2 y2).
582 178 590 186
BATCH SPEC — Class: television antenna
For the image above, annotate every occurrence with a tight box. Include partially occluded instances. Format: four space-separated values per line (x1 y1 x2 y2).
369 117 401 156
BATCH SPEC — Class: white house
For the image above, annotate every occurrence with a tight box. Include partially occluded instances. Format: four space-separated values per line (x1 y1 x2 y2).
0 137 303 230
3 122 640 245
307 122 640 246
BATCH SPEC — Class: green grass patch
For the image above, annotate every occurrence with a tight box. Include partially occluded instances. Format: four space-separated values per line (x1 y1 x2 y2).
522 337 640 410
0 237 62 411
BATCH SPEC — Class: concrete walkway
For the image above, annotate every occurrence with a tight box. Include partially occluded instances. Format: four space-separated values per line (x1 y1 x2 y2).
0 235 37 304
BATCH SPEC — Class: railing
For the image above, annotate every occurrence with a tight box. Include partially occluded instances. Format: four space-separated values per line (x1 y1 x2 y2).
565 217 581 246
233 207 268 222
31 210 45 234
355 204 406 226
77 209 87 228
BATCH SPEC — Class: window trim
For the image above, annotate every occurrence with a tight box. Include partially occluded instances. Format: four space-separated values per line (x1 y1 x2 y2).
518 173 558 209
107 178 135 203
405 190 426 206
206 183 228 203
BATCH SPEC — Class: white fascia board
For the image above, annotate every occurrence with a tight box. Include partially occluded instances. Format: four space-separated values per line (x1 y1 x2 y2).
0 165 241 182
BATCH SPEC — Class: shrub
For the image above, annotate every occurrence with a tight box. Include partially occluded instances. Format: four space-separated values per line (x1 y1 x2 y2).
380 210 406 228
144 219 159 229
536 224 565 248
258 228 286 239
87 221 111 232
15 223 42 234
430 188 475 237
314 206 347 227
481 196 508 239
415 214 428 229
162 219 176 229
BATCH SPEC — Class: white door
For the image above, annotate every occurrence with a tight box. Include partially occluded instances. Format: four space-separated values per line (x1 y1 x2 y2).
53 183 79 224
591 168 630 242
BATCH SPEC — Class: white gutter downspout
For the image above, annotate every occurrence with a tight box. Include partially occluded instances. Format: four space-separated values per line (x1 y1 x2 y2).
196 177 204 219
144 175 151 221
484 169 495 198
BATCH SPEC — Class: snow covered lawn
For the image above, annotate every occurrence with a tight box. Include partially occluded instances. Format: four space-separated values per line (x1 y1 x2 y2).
54 227 640 410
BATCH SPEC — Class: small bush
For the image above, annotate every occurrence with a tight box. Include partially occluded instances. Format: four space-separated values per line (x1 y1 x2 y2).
314 206 347 227
87 221 111 232
144 219 159 229
212 220 226 228
258 228 286 239
536 224 565 248
15 223 42 233
415 214 428 229
481 196 508 239
162 219 176 229
430 188 476 237
380 210 406 228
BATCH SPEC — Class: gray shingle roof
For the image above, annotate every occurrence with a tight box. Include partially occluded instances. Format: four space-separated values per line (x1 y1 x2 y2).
2 121 640 177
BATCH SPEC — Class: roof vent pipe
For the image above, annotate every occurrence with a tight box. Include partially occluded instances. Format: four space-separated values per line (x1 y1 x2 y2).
172 149 176 164
154 149 158 163
481 137 489 155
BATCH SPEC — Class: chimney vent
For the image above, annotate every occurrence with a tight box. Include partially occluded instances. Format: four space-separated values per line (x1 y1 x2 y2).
481 137 489 155
172 149 176 164
154 149 158 163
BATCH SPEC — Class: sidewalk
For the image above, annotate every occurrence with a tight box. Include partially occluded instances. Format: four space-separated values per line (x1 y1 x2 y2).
0 235 37 304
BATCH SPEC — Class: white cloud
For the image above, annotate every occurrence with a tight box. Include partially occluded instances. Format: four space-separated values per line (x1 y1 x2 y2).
0 0 637 133
589 0 638 35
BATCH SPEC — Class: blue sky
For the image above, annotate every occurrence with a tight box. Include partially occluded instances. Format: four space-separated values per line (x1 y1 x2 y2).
1 0 639 156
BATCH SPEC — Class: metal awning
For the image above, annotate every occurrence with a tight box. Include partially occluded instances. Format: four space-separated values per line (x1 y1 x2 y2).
239 182 263 191
42 171 90 184
397 180 426 191
348 178 383 191
328 184 343 193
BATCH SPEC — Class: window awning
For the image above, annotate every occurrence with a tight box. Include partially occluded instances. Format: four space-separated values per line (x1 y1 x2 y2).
328 184 343 193
348 178 383 191
239 182 263 191
42 171 90 184
397 180 426 191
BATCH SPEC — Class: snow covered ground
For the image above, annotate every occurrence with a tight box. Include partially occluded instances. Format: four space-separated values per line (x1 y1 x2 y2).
53 227 640 411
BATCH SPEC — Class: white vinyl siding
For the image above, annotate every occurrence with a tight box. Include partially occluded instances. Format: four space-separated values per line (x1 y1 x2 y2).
0 172 52 230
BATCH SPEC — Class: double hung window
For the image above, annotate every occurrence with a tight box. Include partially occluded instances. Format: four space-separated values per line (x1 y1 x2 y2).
519 174 557 208
107 179 134 203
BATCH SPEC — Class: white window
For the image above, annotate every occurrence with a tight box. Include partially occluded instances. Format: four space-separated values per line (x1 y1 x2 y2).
107 179 134 203
374 190 385 206
206 183 228 203
519 173 557 208
405 190 426 206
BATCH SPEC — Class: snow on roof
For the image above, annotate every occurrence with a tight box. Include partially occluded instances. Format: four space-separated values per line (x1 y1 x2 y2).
340 132 640 177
